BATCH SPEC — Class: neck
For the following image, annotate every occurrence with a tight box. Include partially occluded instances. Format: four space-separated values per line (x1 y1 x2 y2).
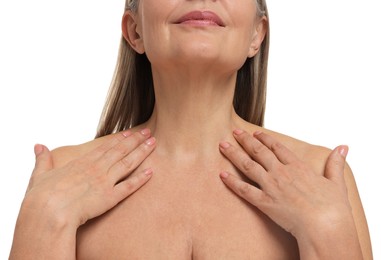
143 69 248 163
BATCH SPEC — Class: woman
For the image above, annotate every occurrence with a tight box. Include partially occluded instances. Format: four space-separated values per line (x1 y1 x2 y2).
10 0 372 259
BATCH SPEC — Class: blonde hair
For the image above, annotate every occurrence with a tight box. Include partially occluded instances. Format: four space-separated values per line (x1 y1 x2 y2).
96 0 270 137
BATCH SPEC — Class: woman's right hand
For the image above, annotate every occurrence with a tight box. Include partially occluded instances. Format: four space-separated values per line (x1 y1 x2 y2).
10 129 156 259
22 128 156 229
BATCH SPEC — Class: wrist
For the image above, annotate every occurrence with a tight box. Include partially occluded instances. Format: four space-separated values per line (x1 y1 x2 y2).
294 209 363 260
20 191 80 230
10 202 78 259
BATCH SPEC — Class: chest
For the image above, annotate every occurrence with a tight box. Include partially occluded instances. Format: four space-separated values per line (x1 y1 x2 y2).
76 166 299 259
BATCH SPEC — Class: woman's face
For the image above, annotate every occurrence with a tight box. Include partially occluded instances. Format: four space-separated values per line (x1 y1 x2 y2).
124 0 266 73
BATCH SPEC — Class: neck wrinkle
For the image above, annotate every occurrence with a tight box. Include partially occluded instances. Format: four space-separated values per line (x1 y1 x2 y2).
143 71 244 163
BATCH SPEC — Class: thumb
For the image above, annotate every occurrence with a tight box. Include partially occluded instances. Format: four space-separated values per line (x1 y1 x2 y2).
32 144 53 177
324 145 348 187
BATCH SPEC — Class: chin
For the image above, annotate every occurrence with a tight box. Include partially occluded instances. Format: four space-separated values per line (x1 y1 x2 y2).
147 40 245 73
178 42 224 61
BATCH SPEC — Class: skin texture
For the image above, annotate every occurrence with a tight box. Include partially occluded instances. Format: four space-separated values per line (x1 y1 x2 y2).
219 130 364 259
9 130 157 259
10 125 372 259
10 0 372 259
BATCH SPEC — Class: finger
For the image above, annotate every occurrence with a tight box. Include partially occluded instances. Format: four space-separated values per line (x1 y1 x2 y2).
88 130 133 160
108 137 156 183
112 168 153 203
219 141 267 187
93 129 151 170
233 129 281 171
32 144 53 177
324 145 348 189
253 131 298 165
220 171 263 207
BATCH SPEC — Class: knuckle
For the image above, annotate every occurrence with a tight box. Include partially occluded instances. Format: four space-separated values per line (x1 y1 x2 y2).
241 134 252 143
123 181 135 192
238 182 251 196
111 143 131 157
120 157 134 172
270 141 284 153
250 142 264 155
122 177 143 194
242 159 256 172
267 177 282 193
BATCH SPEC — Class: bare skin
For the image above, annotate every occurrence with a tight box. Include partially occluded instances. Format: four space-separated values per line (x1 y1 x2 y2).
9 111 372 259
9 0 373 258
47 118 371 259
9 130 157 259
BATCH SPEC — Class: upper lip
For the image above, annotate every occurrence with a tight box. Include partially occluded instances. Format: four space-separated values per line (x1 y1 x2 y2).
175 11 225 27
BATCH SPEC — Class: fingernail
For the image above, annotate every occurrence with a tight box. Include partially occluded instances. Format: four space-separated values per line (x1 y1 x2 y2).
253 131 262 136
233 129 244 135
220 172 229 179
219 142 231 149
338 145 349 158
122 130 132 137
144 168 153 176
140 128 151 136
34 144 44 156
145 137 156 146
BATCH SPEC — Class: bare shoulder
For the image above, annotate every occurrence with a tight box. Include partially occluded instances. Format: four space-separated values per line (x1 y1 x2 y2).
50 135 110 168
50 126 148 168
243 123 332 175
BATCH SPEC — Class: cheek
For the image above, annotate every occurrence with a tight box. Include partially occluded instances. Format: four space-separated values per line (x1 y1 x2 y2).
140 22 171 67
138 3 173 63
223 20 256 66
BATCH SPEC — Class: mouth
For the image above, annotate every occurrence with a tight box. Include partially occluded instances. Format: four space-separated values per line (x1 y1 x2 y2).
175 11 225 27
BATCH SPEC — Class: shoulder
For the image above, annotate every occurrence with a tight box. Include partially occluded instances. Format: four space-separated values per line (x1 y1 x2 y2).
50 125 147 168
50 123 150 168
245 124 372 257
243 122 332 175
50 135 108 168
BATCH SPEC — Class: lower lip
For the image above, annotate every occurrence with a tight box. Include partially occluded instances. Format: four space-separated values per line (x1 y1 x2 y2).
179 20 220 26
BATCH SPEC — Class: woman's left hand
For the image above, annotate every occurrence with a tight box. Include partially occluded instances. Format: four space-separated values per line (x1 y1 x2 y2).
218 130 354 241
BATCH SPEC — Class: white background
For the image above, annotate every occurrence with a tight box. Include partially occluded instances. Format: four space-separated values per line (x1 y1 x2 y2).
0 0 380 258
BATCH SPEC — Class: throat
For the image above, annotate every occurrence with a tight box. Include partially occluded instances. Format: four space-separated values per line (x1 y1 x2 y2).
141 70 247 162
144 103 243 163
